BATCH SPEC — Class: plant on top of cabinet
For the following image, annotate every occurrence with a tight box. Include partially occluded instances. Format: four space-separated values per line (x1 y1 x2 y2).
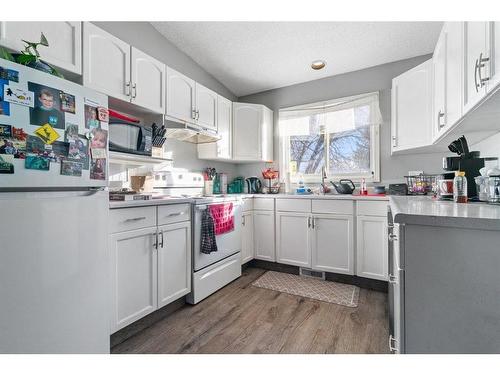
0 22 82 75
0 32 64 78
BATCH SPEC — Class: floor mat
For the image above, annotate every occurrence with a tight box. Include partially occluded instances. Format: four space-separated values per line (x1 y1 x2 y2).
252 271 360 307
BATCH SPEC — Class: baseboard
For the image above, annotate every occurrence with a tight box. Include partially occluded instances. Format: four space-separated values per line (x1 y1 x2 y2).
110 297 186 348
248 259 388 293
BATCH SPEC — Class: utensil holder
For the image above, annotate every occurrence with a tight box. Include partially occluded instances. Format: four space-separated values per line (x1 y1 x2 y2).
204 181 214 196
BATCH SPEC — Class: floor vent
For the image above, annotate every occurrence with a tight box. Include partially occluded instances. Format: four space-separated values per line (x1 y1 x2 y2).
299 268 325 280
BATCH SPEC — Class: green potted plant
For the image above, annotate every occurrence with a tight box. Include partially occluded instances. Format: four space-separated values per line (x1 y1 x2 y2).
0 33 63 78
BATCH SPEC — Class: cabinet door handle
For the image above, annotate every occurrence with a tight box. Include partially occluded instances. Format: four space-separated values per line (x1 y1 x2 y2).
307 216 311 228
388 233 398 242
389 335 399 353
125 82 131 96
312 217 316 229
437 110 445 129
153 232 158 250
392 136 397 148
160 231 164 248
196 110 200 120
166 212 182 217
478 52 490 87
388 274 398 284
124 216 146 222
474 58 480 92
132 83 137 98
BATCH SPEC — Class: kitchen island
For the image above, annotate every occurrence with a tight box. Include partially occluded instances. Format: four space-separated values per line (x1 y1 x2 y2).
388 195 500 354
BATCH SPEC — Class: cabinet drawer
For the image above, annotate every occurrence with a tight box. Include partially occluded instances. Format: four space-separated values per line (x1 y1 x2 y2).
276 198 311 213
109 206 156 233
253 197 274 211
242 198 253 212
357 201 389 217
157 204 191 225
311 199 354 215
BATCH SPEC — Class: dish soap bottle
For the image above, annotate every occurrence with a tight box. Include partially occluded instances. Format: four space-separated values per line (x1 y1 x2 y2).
453 171 468 203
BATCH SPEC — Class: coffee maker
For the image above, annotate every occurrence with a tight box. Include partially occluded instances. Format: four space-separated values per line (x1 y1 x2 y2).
442 136 491 198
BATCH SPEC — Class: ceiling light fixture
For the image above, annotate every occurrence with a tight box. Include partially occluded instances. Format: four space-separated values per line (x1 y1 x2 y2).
311 60 326 70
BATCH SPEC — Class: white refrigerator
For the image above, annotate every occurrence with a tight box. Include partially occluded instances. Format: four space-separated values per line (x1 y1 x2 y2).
0 59 109 353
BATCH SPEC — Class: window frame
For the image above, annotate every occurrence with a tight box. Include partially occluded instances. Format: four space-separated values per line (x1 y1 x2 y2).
279 93 381 185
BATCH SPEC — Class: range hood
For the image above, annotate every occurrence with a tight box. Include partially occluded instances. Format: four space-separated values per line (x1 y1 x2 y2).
164 117 220 144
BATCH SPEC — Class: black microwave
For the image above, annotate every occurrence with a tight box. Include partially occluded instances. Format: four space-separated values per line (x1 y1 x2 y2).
109 119 152 156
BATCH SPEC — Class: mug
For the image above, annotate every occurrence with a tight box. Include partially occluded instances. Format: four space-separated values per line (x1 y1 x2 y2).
438 179 454 196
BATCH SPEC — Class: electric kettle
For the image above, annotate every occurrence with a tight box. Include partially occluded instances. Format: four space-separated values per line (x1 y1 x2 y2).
246 177 262 194
331 179 356 194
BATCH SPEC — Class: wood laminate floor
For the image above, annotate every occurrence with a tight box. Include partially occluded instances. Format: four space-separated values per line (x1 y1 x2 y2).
112 267 389 354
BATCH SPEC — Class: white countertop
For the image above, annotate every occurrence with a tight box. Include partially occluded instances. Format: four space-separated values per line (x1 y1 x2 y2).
109 197 193 209
109 192 388 209
390 196 500 230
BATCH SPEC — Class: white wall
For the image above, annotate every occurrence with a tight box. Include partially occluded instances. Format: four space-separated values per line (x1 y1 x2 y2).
236 55 450 186
475 132 500 161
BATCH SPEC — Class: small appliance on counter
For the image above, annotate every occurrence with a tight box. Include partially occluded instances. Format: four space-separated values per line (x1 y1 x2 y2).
442 135 498 199
262 168 280 194
246 176 262 194
330 179 356 194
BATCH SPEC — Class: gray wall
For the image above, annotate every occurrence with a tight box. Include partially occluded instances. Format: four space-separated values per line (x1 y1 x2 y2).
237 55 449 185
92 22 237 101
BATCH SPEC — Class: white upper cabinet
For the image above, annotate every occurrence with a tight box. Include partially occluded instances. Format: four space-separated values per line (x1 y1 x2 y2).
198 95 232 160
311 214 354 275
83 22 166 113
83 22 131 102
233 102 273 162
487 22 500 91
391 59 433 153
0 22 82 75
433 22 464 140
131 47 165 113
433 28 447 138
195 83 218 131
445 22 464 130
166 66 196 123
463 22 488 113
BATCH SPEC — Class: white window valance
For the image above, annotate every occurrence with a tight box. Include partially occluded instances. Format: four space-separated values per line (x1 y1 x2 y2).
279 92 382 136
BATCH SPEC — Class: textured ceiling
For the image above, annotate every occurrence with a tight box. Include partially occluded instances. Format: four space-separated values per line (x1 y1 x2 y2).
151 22 443 97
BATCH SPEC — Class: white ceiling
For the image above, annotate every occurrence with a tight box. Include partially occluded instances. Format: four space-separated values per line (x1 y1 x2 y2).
151 22 443 97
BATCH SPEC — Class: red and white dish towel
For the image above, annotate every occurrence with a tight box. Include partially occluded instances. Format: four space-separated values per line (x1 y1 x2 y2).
208 202 234 235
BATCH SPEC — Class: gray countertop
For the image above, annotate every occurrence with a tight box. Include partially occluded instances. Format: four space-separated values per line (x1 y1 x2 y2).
109 192 388 209
390 196 500 230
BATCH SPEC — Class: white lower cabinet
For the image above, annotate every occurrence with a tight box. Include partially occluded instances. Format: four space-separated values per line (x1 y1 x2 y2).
241 211 254 264
356 215 388 281
276 212 310 267
109 227 158 333
254 210 275 262
311 214 354 275
157 221 191 309
109 205 192 333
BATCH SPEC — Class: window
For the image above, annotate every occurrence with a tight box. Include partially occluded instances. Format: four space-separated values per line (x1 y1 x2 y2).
280 92 381 184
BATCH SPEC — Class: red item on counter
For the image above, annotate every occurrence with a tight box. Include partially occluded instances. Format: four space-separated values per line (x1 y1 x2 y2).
109 109 140 123
209 203 234 235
